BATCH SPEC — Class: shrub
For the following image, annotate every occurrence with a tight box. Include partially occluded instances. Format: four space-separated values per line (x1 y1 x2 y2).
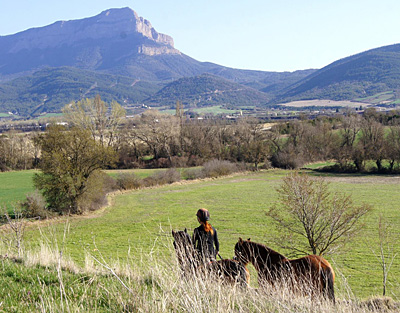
151 168 181 185
116 172 143 190
78 171 110 212
170 156 189 168
202 159 239 178
183 168 204 180
21 190 49 219
270 150 306 169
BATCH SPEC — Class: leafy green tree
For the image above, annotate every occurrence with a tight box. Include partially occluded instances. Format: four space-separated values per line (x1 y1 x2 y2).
33 125 116 214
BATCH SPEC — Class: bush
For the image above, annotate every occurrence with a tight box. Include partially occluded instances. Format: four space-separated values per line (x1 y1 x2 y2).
116 172 143 190
78 171 110 212
183 168 205 180
170 156 189 168
151 168 181 185
270 151 306 169
21 190 49 219
202 160 239 178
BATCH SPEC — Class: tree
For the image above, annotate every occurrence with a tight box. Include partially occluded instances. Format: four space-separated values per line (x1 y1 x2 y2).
266 172 371 255
385 123 400 171
332 114 362 171
129 111 180 163
62 95 126 148
371 215 398 296
233 118 269 169
359 113 385 171
33 125 116 214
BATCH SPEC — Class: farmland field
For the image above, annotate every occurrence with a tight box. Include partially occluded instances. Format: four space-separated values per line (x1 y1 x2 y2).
1 169 400 301
0 170 37 208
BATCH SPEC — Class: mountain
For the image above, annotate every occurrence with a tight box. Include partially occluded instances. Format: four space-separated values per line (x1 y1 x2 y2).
0 67 161 116
0 7 313 84
0 7 189 82
147 73 270 108
275 44 400 103
0 7 316 116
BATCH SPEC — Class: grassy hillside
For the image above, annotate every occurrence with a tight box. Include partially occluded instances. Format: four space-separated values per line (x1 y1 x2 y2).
275 44 400 104
0 67 161 116
147 73 270 108
0 170 393 301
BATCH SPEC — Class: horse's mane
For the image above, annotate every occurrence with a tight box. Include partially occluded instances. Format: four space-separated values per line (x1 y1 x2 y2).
242 239 288 261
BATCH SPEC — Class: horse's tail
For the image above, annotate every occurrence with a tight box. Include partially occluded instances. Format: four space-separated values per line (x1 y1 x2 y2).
323 266 335 303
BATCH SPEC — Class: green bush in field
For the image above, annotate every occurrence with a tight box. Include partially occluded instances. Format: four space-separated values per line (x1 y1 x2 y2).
33 126 116 214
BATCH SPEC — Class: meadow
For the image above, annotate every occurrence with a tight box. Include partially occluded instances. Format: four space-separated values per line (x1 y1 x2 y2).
1 168 400 311
0 170 37 208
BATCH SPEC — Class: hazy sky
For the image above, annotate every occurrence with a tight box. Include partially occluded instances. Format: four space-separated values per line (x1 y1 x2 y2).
1 0 400 72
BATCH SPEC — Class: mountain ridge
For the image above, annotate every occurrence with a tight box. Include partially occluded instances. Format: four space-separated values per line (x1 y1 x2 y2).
3 7 399 116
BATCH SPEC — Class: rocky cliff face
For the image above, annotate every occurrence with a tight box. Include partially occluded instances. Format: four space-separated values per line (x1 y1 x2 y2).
0 7 181 79
6 8 176 52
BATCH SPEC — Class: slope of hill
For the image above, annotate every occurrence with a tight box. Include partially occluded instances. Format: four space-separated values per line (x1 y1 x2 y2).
0 7 313 87
147 73 270 108
0 67 161 116
0 7 317 117
275 44 400 103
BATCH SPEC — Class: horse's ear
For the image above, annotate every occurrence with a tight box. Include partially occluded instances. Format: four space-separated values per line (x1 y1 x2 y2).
184 228 187 233
239 237 243 243
247 238 251 241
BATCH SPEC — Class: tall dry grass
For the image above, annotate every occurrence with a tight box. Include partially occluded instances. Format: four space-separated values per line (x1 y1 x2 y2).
0 223 398 312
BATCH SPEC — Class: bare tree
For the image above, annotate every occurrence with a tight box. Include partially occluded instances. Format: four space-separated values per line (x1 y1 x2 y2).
266 172 371 255
129 110 180 162
0 205 27 257
62 95 126 147
371 215 398 296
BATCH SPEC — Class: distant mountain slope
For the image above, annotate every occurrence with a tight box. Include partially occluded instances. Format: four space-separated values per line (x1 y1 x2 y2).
0 8 181 81
147 73 270 108
0 67 160 116
275 44 400 103
0 7 314 91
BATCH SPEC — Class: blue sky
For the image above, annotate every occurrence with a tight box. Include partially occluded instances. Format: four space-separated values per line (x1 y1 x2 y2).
1 0 400 72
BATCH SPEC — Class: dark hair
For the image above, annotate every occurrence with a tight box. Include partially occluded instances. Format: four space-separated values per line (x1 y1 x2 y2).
196 208 213 234
196 208 210 222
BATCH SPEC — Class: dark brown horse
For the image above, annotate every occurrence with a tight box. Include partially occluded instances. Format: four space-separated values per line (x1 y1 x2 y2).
234 238 335 302
172 229 249 287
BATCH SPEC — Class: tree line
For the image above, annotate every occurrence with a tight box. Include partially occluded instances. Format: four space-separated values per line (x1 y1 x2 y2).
2 103 400 174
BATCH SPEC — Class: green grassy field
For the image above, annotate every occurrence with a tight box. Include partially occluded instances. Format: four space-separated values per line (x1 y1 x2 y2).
0 170 38 209
1 169 400 302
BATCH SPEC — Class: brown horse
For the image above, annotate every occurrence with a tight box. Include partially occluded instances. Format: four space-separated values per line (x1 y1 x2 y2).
172 229 249 287
234 238 335 302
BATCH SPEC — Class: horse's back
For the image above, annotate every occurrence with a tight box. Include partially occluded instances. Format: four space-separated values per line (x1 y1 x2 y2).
289 255 333 275
288 255 335 302
213 259 249 287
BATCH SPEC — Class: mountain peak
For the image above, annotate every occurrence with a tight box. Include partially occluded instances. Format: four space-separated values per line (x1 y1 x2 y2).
5 7 175 53
0 7 181 79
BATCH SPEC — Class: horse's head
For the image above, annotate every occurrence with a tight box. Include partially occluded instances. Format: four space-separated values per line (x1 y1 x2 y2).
234 237 253 265
172 228 196 269
172 228 192 248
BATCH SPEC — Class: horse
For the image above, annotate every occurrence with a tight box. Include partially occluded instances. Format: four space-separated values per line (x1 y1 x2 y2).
172 229 249 287
234 238 335 302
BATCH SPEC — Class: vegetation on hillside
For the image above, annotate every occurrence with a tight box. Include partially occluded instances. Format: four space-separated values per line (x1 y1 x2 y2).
276 44 400 104
147 73 270 108
0 67 161 116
